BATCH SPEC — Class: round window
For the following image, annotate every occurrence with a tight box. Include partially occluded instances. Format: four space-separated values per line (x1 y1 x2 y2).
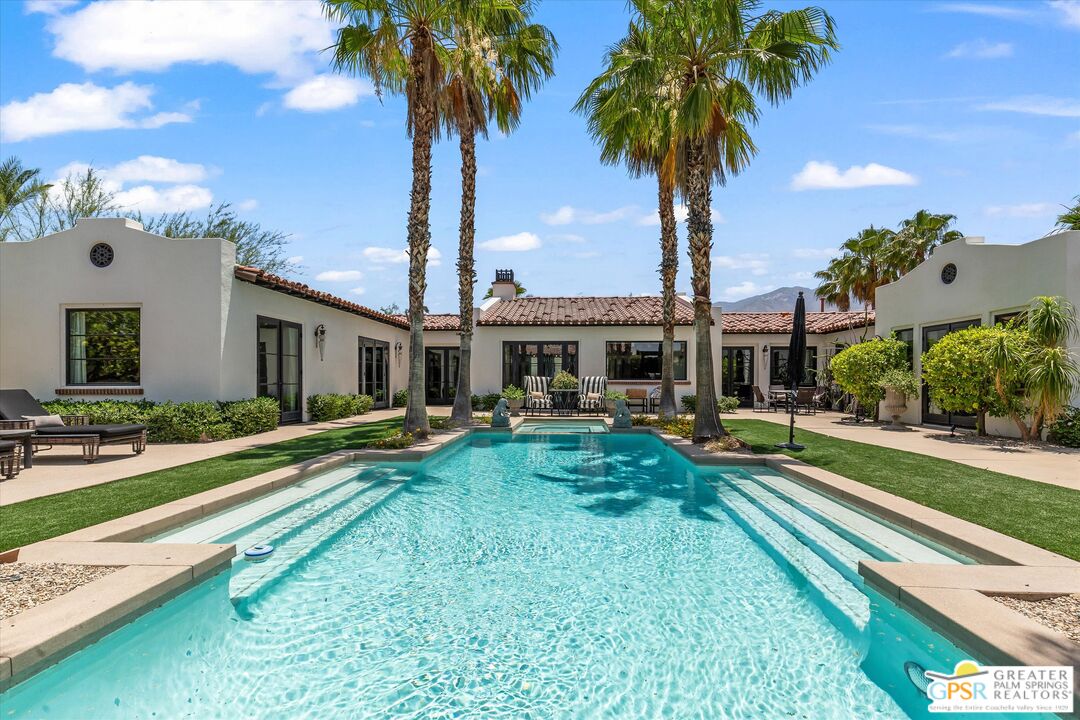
940 263 957 284
89 242 114 268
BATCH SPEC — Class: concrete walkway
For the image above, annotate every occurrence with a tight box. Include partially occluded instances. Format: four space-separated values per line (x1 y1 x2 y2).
733 408 1080 492
0 408 450 507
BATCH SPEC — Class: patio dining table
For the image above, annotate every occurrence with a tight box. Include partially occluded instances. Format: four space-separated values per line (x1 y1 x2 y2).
549 388 580 416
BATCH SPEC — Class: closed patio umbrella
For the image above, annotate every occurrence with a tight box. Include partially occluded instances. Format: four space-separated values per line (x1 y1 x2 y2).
776 291 807 450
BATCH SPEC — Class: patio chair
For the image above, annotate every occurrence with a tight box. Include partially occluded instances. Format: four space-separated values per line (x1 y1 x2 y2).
752 385 776 413
812 386 829 413
794 387 817 415
625 388 648 413
0 389 147 464
0 440 19 479
578 376 607 416
522 376 553 416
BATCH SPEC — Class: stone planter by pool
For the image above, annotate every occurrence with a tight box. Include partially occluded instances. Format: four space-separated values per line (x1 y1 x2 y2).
883 387 908 427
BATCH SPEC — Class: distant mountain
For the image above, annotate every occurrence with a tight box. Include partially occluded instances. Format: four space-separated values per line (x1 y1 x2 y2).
721 286 841 312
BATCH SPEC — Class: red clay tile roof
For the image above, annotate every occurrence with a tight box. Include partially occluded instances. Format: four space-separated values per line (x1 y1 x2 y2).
478 296 697 326
721 311 874 334
234 266 408 328
390 313 462 331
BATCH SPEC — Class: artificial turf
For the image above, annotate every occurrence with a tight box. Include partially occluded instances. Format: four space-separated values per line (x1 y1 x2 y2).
0 417 403 552
2 416 1075 562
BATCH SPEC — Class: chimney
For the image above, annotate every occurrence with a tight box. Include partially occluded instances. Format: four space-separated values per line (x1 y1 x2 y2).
820 297 825 312
490 269 517 301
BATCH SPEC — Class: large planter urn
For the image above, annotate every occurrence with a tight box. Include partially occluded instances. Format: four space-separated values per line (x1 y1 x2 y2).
883 387 908 427
506 397 523 417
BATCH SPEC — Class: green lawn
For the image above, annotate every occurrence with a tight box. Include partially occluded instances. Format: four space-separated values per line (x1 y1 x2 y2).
725 419 1079 561
2 416 1076 562
0 417 403 552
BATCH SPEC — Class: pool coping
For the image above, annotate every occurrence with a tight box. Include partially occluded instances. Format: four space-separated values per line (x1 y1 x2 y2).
2 422 1077 696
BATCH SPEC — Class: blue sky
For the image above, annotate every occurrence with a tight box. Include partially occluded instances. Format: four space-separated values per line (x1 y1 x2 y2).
2 0 1078 313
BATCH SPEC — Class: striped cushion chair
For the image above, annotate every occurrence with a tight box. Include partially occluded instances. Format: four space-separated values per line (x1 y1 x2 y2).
523 376 553 415
578 376 607 415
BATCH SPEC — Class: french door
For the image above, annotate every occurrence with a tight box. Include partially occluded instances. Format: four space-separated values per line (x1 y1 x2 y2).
721 346 755 406
922 319 980 428
359 337 390 409
257 317 302 424
425 347 460 405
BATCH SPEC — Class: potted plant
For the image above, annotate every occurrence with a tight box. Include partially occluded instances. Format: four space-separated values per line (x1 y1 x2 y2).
878 369 919 427
550 371 578 390
501 385 525 416
604 389 628 415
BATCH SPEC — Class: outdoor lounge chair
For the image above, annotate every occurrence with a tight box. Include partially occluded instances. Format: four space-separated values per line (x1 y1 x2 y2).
0 440 19 479
625 388 648 413
752 385 776 412
522 376 553 416
0 389 147 464
578 376 607 415
794 387 817 415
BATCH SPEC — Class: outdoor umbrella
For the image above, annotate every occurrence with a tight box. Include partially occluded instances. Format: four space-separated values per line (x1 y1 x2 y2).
776 291 807 450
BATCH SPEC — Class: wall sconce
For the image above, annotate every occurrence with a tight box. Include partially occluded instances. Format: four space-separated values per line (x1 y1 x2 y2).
761 344 769 355
314 324 326 361
394 340 403 366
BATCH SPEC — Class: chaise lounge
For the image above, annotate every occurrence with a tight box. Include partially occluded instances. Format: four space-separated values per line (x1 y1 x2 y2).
0 440 20 479
0 389 147 464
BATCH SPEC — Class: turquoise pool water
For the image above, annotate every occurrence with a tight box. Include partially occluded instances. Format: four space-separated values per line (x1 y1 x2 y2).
0 434 1034 719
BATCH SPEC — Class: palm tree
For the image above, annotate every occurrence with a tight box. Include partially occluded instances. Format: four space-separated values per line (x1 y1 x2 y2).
575 24 683 416
444 7 556 425
0 157 50 241
814 227 894 314
1049 195 1080 233
325 0 521 436
885 210 962 275
625 0 837 440
482 279 527 299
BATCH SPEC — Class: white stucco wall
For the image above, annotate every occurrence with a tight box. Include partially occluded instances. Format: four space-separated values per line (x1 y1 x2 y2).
0 218 231 402
873 232 1080 434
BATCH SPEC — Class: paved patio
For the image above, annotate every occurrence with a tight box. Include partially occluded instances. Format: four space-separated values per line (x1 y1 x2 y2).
0 408 450 507
732 408 1080 492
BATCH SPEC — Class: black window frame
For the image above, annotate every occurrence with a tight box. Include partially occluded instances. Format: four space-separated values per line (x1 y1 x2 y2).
769 346 818 387
605 340 687 381
501 341 578 388
894 328 914 370
65 307 141 386
257 315 303 424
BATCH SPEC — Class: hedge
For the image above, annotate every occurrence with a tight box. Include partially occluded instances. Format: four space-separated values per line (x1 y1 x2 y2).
40 397 280 443
680 394 740 414
306 393 375 422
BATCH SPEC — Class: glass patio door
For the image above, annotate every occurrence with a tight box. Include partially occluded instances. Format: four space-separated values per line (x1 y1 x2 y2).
257 317 302 424
425 347 460 405
922 319 980 428
359 337 390 409
721 346 754 406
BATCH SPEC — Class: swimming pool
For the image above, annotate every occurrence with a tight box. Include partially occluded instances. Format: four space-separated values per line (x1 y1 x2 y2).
0 433 1042 719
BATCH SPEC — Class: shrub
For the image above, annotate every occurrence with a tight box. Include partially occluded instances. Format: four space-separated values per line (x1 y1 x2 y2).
680 394 697 413
631 414 695 438
877 369 920 400
1047 406 1080 447
369 431 414 449
392 389 409 408
41 398 153 425
680 394 739 414
830 337 909 411
604 390 628 402
220 397 279 436
501 385 525 400
428 415 453 430
550 371 578 390
145 401 233 443
471 393 502 411
307 393 376 422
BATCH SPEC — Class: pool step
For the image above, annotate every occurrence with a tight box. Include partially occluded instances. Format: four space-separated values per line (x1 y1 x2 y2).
229 468 412 608
707 480 869 637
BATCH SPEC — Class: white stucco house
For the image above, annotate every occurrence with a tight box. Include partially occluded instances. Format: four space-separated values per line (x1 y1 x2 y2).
874 231 1080 435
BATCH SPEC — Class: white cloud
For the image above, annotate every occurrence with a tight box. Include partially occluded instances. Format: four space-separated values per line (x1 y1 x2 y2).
977 95 1080 117
984 202 1058 218
792 247 838 259
0 82 193 142
790 161 918 190
548 233 585 243
1050 0 1080 28
350 287 366 297
539 205 636 225
24 0 78 15
43 0 333 82
718 281 766 302
362 246 442 267
638 203 725 226
114 184 213 213
315 270 364 282
930 3 1034 20
712 254 769 276
237 198 258 212
107 155 210 184
945 39 1014 59
479 232 542 252
866 124 967 142
283 75 374 112
287 255 304 265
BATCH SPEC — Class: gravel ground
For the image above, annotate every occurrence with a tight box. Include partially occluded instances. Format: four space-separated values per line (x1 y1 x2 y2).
994 594 1080 644
0 562 120 619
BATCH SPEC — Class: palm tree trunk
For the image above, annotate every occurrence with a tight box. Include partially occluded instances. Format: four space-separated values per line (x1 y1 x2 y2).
403 38 435 437
658 177 679 417
685 138 725 441
451 125 478 424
